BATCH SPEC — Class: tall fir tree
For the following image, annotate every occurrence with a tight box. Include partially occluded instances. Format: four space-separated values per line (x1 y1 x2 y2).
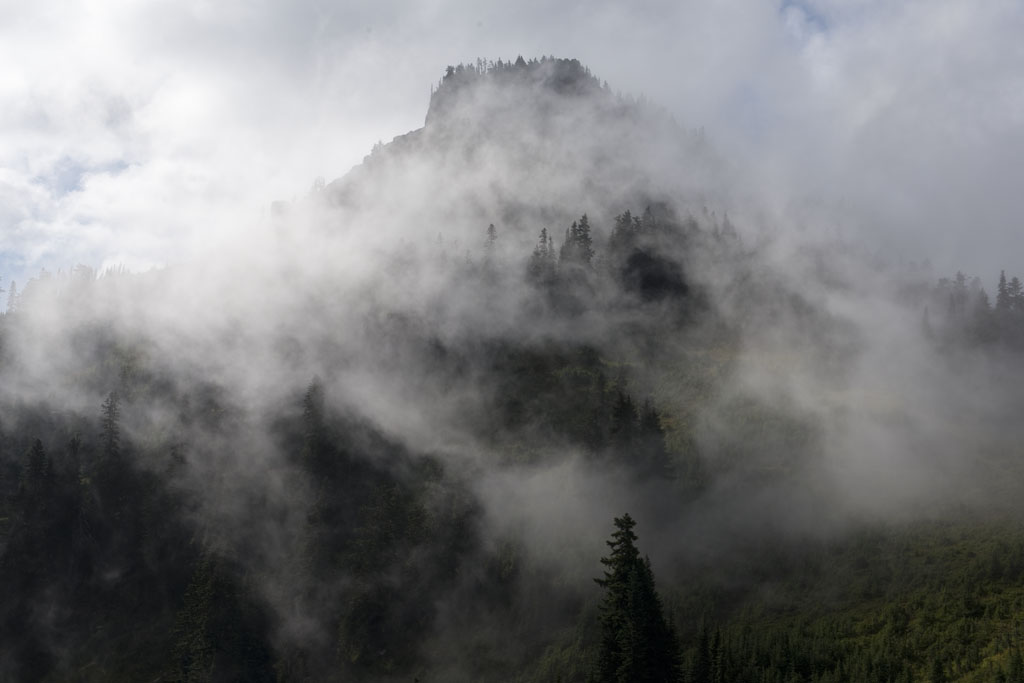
561 221 579 264
997 270 1011 311
609 210 636 257
1008 276 1023 311
559 215 595 267
576 214 594 266
594 514 679 683
692 622 711 683
528 227 556 284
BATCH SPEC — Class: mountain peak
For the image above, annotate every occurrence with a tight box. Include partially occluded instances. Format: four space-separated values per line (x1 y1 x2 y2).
326 56 709 236
425 56 607 126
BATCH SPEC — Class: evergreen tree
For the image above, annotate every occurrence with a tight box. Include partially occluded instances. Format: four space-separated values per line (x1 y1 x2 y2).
997 271 1010 311
23 439 51 492
972 288 996 342
692 622 711 683
561 221 578 264
172 553 275 682
609 210 636 258
951 271 968 318
559 215 595 267
528 227 556 284
100 391 121 460
595 514 639 683
536 228 550 259
594 514 679 683
1009 276 1023 311
641 206 657 232
609 391 637 446
976 287 992 311
576 214 594 266
709 628 724 683
634 400 672 480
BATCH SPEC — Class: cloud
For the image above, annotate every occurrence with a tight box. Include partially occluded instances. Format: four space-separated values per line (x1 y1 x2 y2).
2 0 1023 290
745 1 1024 275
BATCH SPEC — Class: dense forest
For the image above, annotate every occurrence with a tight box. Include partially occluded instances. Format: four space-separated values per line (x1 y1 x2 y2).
3 57 1024 682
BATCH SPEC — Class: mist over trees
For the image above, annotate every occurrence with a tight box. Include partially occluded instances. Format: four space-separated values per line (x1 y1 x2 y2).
919 268 1024 349
4 57 1024 682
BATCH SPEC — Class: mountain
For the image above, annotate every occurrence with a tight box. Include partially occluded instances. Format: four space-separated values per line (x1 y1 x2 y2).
3 57 1024 682
324 57 721 251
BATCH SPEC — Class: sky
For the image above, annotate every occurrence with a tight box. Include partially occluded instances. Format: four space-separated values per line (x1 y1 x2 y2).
2 0 1023 294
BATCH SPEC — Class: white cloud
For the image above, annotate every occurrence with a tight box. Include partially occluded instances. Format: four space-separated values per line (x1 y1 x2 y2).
2 0 1023 289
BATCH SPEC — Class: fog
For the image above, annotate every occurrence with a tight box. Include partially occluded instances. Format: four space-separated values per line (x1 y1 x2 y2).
4 54 1019 573
3 4 1024 679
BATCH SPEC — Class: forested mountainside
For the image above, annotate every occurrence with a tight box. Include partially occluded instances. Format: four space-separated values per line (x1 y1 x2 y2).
4 57 1024 682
